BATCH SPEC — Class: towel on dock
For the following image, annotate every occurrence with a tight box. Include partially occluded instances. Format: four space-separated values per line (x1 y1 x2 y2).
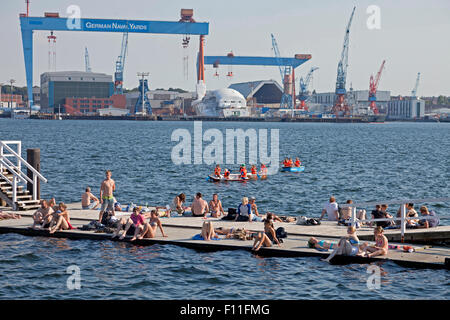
192 234 221 241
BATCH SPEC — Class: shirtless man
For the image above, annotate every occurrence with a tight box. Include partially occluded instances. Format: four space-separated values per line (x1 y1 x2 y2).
82 187 100 210
99 170 116 222
31 200 52 229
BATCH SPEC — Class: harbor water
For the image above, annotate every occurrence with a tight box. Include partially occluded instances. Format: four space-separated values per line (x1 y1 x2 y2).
0 119 449 299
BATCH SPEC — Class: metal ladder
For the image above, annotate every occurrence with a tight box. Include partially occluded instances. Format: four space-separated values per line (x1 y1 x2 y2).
0 141 47 210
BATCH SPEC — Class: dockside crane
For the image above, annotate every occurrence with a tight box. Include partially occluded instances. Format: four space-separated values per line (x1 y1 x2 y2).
331 6 356 116
114 32 129 95
368 60 386 115
411 72 421 98
298 66 319 110
84 47 92 72
271 34 294 109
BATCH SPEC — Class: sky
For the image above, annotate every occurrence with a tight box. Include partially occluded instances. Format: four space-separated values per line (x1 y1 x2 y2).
1 0 449 96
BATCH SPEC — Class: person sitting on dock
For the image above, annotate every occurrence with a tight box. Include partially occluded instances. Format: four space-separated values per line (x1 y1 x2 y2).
191 192 209 218
214 164 222 178
380 204 395 228
236 197 252 222
360 226 389 258
371 205 385 227
99 170 116 223
338 200 353 226
406 203 419 227
417 206 440 228
294 157 301 167
200 221 219 241
249 196 263 222
137 209 168 239
49 202 74 234
39 200 55 230
307 237 336 251
48 197 59 212
31 200 52 229
81 187 99 210
170 193 186 215
209 193 225 218
319 196 339 221
323 226 362 262
252 216 282 252
111 207 144 240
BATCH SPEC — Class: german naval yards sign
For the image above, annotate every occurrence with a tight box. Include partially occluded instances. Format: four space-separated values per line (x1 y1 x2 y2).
83 19 149 32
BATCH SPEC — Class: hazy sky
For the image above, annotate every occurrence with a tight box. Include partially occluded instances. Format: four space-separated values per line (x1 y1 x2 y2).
1 0 449 96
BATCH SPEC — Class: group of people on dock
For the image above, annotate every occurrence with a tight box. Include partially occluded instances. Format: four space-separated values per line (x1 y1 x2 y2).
27 170 441 263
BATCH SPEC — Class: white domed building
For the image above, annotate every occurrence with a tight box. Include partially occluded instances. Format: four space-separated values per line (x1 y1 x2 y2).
194 88 249 117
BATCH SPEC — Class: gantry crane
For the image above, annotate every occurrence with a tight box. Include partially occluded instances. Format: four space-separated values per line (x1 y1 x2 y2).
298 67 319 110
114 32 129 95
368 60 386 115
411 72 421 98
331 6 356 116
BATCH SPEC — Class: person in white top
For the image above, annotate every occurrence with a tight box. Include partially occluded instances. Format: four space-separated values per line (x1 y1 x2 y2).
319 196 339 221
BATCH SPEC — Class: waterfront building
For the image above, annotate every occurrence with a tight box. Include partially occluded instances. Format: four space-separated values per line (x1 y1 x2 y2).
0 94 23 109
387 97 425 119
40 71 113 113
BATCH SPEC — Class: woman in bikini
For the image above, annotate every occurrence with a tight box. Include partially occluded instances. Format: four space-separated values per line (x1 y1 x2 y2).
360 226 389 258
49 203 73 234
323 226 363 262
252 218 281 252
307 237 336 250
137 210 168 239
200 221 219 241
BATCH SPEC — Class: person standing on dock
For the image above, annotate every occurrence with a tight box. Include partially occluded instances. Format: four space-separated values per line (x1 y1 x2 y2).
99 170 116 223
319 196 339 221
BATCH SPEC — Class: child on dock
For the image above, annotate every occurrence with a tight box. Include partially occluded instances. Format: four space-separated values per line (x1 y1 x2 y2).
360 226 389 258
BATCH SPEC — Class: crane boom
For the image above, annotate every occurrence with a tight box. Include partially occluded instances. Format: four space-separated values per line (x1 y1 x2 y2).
332 6 356 116
368 60 386 115
84 47 91 72
411 72 420 98
114 32 129 95
271 33 293 109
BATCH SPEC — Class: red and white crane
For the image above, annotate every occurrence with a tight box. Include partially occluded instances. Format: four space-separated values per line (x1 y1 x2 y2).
368 60 386 115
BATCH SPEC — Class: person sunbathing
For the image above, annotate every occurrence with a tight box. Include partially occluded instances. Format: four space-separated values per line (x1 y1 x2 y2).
137 210 168 239
49 203 73 234
199 221 219 241
360 226 389 258
323 226 363 262
111 207 144 240
252 218 281 252
0 211 21 220
307 237 336 250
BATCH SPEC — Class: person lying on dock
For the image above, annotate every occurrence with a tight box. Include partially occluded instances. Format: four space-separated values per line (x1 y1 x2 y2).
308 237 336 251
322 226 363 262
111 207 144 240
360 226 389 258
417 206 440 228
209 193 225 218
252 217 282 252
81 187 100 210
49 202 74 234
0 211 21 220
136 210 168 240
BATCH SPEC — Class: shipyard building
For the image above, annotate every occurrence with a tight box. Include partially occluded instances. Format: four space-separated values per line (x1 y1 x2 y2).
387 98 425 119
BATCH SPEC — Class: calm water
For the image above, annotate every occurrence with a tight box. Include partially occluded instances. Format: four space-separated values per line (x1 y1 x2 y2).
0 119 449 299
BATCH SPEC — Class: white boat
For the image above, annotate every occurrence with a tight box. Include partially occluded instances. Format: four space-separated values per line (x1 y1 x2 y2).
11 109 30 119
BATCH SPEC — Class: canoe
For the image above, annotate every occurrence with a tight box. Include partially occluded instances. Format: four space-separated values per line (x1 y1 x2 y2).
207 174 249 182
281 166 305 172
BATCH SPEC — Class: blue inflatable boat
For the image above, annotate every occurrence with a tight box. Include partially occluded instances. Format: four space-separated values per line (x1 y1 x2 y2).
281 166 305 173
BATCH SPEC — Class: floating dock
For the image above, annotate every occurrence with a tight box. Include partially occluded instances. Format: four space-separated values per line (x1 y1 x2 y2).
0 202 449 270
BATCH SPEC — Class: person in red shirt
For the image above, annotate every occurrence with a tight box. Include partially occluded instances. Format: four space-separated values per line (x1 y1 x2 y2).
240 164 248 179
294 157 301 167
214 164 221 177
251 165 257 175
223 168 230 179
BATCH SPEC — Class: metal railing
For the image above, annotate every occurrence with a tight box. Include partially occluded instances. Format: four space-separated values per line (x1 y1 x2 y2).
0 141 47 209
341 197 450 242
